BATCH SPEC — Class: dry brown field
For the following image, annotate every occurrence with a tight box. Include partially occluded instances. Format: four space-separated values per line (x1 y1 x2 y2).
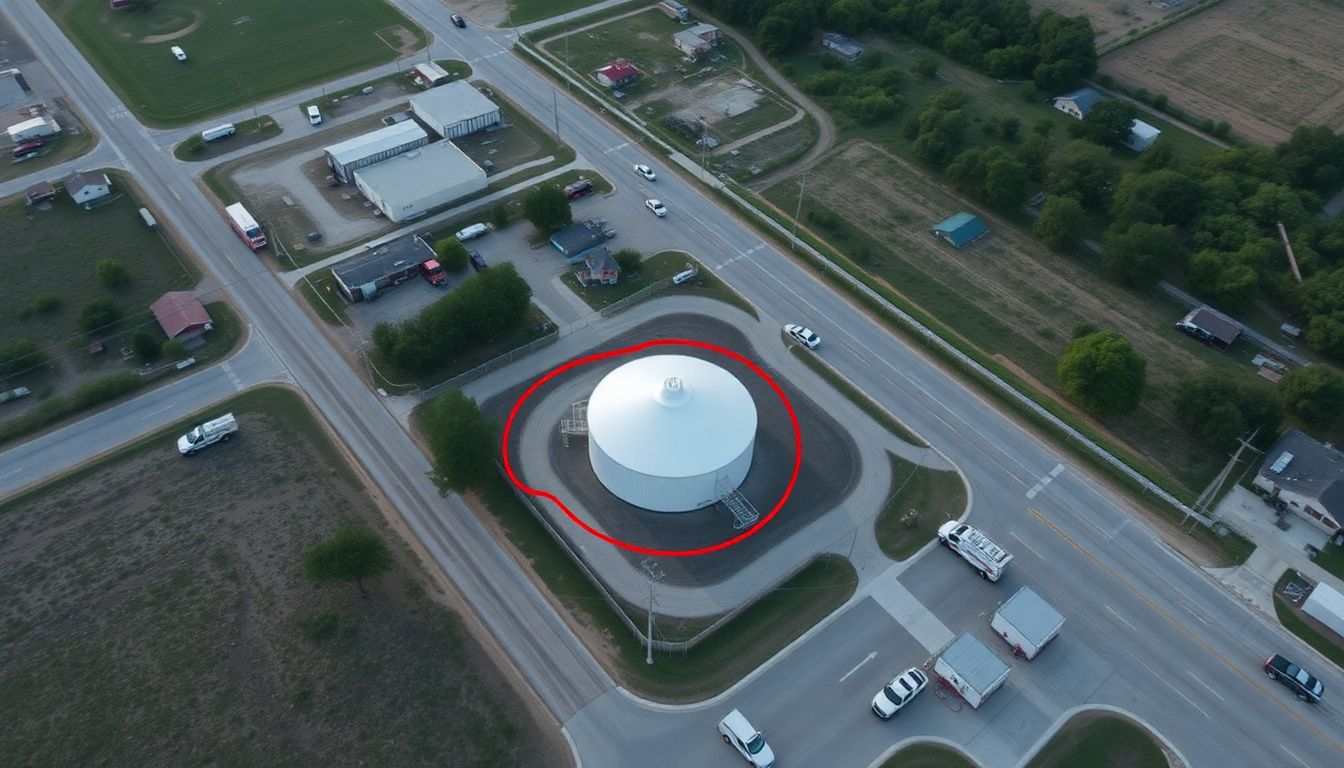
1101 0 1344 145
1029 0 1173 47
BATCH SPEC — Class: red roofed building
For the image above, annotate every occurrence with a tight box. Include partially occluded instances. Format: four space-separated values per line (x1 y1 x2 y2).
593 60 639 89
151 292 213 341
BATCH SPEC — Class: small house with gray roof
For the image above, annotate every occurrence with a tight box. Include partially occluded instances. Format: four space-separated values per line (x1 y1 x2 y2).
1253 428 1344 534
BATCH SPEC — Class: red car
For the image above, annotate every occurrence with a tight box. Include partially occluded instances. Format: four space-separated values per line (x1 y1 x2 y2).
563 178 593 200
11 140 44 159
419 259 446 286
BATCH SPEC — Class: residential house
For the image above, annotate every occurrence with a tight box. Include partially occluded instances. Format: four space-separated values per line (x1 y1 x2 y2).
674 29 713 60
821 32 864 63
1253 429 1344 535
576 247 620 286
931 212 989 248
65 171 111 205
593 60 639 89
150 292 213 342
25 181 56 206
1051 88 1104 119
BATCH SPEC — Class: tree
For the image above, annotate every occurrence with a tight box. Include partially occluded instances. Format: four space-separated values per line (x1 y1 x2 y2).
31 293 63 313
1081 99 1138 146
825 0 877 35
1016 133 1053 179
435 237 469 272
1279 366 1344 431
1056 330 1146 416
999 116 1021 141
523 184 571 233
163 340 188 360
303 527 393 597
424 387 497 492
1045 140 1118 208
1100 222 1179 288
756 0 816 56
95 258 131 288
80 299 123 335
1240 182 1308 229
1138 139 1175 171
1032 11 1097 92
613 248 641 274
984 152 1028 209
490 203 510 230
0 340 44 377
984 45 1034 79
130 330 163 364
1174 370 1283 448
913 56 938 79
1033 195 1085 251
1110 170 1202 226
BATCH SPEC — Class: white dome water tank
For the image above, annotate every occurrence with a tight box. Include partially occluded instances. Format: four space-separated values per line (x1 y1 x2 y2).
586 354 757 512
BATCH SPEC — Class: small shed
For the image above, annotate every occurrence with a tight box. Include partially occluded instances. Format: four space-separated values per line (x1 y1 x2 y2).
150 292 212 341
1125 119 1161 152
25 181 56 205
1052 88 1103 119
593 60 639 89
1303 582 1344 640
931 212 989 248
576 247 620 286
65 171 111 205
821 32 864 62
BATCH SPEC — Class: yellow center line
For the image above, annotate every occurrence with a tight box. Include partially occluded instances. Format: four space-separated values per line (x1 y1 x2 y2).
1027 506 1343 754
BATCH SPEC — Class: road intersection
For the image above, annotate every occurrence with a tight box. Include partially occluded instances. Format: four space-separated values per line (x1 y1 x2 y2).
3 2 1343 767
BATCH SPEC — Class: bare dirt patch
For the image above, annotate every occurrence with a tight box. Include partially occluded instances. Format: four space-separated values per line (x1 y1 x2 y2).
375 25 420 56
1029 0 1173 48
0 388 566 767
1101 0 1344 145
137 10 204 43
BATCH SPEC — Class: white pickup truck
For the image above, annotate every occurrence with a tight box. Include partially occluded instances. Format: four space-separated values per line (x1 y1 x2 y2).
937 521 1013 581
178 413 239 456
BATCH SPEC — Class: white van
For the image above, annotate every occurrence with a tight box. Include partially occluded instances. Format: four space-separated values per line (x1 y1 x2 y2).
170 45 187 62
455 222 488 241
306 105 322 126
200 123 236 142
178 413 239 456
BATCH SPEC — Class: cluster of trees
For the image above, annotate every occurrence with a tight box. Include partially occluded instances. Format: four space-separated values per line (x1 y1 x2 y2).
372 263 532 374
703 0 1096 92
803 53 906 124
423 387 497 492
523 185 573 233
1055 327 1146 416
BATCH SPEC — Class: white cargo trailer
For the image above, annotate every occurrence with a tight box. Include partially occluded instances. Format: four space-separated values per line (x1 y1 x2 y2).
991 586 1065 660
7 116 60 142
1302 582 1344 640
932 632 1010 709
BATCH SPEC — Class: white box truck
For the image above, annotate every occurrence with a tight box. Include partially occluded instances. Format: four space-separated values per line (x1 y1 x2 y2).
937 521 1013 581
178 413 239 456
991 586 1064 660
932 632 1010 709
7 116 60 143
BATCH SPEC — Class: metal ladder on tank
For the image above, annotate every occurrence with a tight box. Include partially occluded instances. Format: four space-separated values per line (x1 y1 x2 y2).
559 400 589 448
716 474 759 530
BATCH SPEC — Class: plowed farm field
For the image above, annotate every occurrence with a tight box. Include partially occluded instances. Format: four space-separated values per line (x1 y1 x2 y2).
1101 0 1344 145
1028 0 1172 48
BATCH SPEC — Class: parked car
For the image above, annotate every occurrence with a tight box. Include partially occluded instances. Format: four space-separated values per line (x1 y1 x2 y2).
645 198 667 217
634 163 657 181
1264 653 1324 702
306 105 322 126
564 178 594 200
450 13 466 28
718 709 775 768
469 251 487 272
170 45 187 62
11 140 44 159
785 324 820 349
872 667 928 719
455 222 489 241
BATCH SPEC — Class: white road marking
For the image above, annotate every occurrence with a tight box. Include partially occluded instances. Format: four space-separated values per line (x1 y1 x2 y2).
1186 671 1225 701
1182 603 1211 627
221 362 244 391
1026 464 1064 498
141 404 175 421
0 467 23 481
1104 604 1136 632
1008 532 1045 561
602 141 629 154
1126 652 1211 720
839 652 877 683
1164 680 1212 720
1280 744 1312 768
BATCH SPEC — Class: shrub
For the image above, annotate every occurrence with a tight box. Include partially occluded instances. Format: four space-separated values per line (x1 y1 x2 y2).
95 258 131 288
0 340 45 377
490 203 510 229
32 293 63 313
131 330 163 364
80 299 124 335
613 248 641 274
435 237 469 272
163 340 188 360
913 57 938 79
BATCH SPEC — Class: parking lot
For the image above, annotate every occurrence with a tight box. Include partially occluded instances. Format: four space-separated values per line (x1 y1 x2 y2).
0 14 95 182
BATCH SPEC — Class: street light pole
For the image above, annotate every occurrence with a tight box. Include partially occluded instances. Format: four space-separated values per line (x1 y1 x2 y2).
791 167 809 251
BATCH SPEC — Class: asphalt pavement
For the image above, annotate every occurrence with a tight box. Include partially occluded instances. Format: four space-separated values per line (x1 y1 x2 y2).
4 2 1344 767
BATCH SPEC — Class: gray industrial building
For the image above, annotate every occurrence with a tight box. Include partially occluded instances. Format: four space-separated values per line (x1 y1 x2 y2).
410 80 501 140
331 233 436 302
353 139 487 223
550 220 614 264
324 121 429 183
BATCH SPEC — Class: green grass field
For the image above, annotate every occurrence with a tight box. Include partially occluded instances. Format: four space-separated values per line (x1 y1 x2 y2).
561 250 757 318
878 743 980 768
1026 711 1168 768
3 175 195 352
172 115 280 161
0 129 96 184
876 453 967 561
41 0 427 126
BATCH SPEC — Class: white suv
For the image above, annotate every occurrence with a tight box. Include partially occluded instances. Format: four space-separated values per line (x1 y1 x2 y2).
718 709 775 767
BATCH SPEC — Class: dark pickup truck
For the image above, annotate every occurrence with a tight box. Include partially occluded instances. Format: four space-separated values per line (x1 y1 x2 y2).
1264 654 1324 702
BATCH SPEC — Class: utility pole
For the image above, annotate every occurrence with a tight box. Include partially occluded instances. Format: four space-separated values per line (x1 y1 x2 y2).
791 167 809 251
1186 428 1260 531
552 89 561 141
641 558 664 665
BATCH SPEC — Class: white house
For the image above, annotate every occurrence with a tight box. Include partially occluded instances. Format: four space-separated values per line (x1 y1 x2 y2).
1051 87 1104 119
65 171 111 205
1253 429 1344 535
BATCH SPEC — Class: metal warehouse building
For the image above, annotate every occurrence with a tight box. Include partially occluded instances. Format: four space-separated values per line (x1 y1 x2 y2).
324 121 429 183
331 233 436 302
353 140 487 223
410 80 501 139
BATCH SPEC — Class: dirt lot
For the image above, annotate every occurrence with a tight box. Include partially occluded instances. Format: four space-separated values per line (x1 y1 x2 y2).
763 140 1266 493
1101 0 1344 145
1029 0 1176 48
0 387 565 767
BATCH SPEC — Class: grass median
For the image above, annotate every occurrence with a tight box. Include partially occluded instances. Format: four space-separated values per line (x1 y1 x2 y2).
1026 711 1169 768
560 250 758 319
878 743 980 768
876 453 967 561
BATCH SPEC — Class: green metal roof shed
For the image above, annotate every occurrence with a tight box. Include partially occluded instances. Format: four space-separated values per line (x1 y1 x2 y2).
931 212 989 248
